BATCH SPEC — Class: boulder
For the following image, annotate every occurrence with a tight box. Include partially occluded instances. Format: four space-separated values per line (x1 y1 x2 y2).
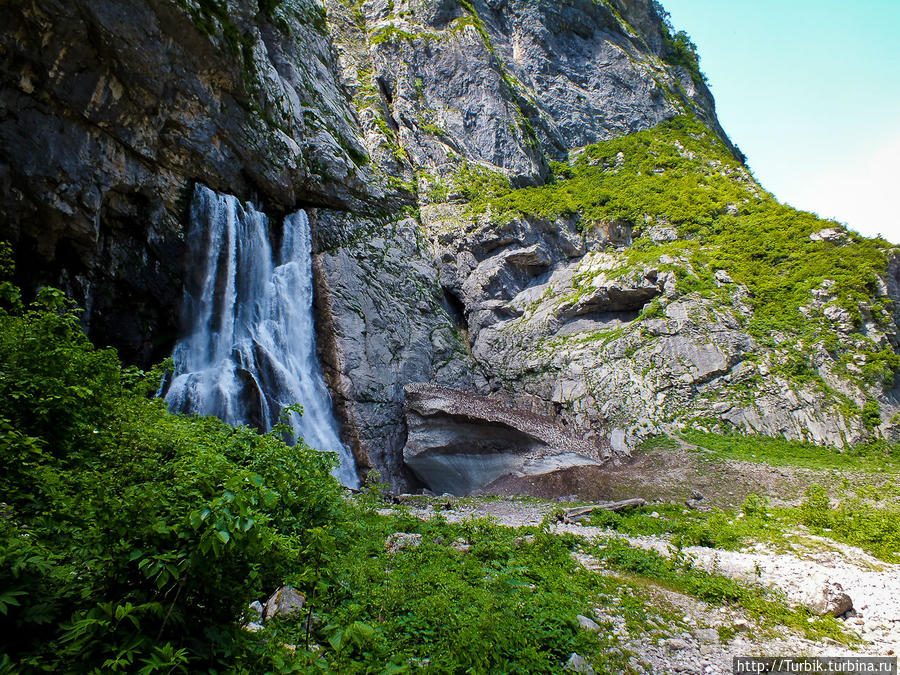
798 577 853 617
564 652 595 674
576 615 602 632
264 586 306 621
810 228 847 243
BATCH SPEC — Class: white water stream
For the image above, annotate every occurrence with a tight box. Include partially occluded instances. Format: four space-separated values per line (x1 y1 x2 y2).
164 185 359 487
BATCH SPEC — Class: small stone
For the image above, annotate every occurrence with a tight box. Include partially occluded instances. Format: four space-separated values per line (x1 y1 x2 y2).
264 586 306 621
666 638 689 650
244 621 264 633
650 511 660 518
564 652 595 674
451 538 471 553
576 614 601 632
248 600 264 619
714 270 734 285
692 628 718 644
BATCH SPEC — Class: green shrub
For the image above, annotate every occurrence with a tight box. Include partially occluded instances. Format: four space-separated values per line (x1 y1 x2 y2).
0 287 643 673
0 291 344 671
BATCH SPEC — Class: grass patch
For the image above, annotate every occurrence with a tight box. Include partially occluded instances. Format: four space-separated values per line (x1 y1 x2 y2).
680 430 900 473
585 486 900 565
586 498 781 551
798 484 900 563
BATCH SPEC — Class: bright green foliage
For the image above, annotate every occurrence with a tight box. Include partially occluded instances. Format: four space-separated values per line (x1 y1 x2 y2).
0 289 641 673
800 484 900 562
265 514 637 674
466 116 896 356
469 116 745 225
0 291 344 671
589 504 754 550
650 1 706 85
680 430 900 472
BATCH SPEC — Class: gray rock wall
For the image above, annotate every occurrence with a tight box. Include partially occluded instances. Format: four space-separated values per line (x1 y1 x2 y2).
325 0 736 189
312 210 485 490
1 0 398 363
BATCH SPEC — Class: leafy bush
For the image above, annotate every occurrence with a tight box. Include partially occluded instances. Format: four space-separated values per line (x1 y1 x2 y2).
0 290 344 671
0 288 643 673
800 484 832 528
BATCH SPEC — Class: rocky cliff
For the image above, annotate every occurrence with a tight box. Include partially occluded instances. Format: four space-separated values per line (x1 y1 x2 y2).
2 0 898 492
1 0 400 363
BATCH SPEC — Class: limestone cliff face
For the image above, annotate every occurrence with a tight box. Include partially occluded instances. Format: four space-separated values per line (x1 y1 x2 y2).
3 0 898 491
0 0 399 363
325 0 734 189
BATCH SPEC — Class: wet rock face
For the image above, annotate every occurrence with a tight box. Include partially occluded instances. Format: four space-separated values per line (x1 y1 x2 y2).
311 211 485 492
0 0 392 364
402 383 611 495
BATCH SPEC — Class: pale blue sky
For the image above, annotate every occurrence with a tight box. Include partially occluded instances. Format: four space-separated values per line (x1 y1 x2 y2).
660 0 900 243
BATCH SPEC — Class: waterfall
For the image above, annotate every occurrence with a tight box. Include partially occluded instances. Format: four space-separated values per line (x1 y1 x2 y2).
164 185 359 488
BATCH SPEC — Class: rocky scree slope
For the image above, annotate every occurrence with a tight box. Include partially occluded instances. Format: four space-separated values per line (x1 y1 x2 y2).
2 0 898 492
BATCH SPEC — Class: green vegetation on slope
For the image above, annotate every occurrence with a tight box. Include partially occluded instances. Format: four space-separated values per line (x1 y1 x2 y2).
679 430 900 473
458 116 898 391
0 287 346 672
0 288 638 672
651 1 706 86
586 488 900 565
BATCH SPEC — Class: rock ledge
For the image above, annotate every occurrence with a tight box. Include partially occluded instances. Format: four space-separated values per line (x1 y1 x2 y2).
402 383 611 495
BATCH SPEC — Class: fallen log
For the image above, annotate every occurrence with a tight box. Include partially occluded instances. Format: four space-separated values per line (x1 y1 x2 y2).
560 498 647 523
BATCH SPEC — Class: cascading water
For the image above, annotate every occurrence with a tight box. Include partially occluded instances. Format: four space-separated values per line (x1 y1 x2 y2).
163 185 359 487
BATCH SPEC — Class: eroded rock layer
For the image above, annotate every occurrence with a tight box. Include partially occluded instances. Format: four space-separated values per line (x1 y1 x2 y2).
403 383 610 495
